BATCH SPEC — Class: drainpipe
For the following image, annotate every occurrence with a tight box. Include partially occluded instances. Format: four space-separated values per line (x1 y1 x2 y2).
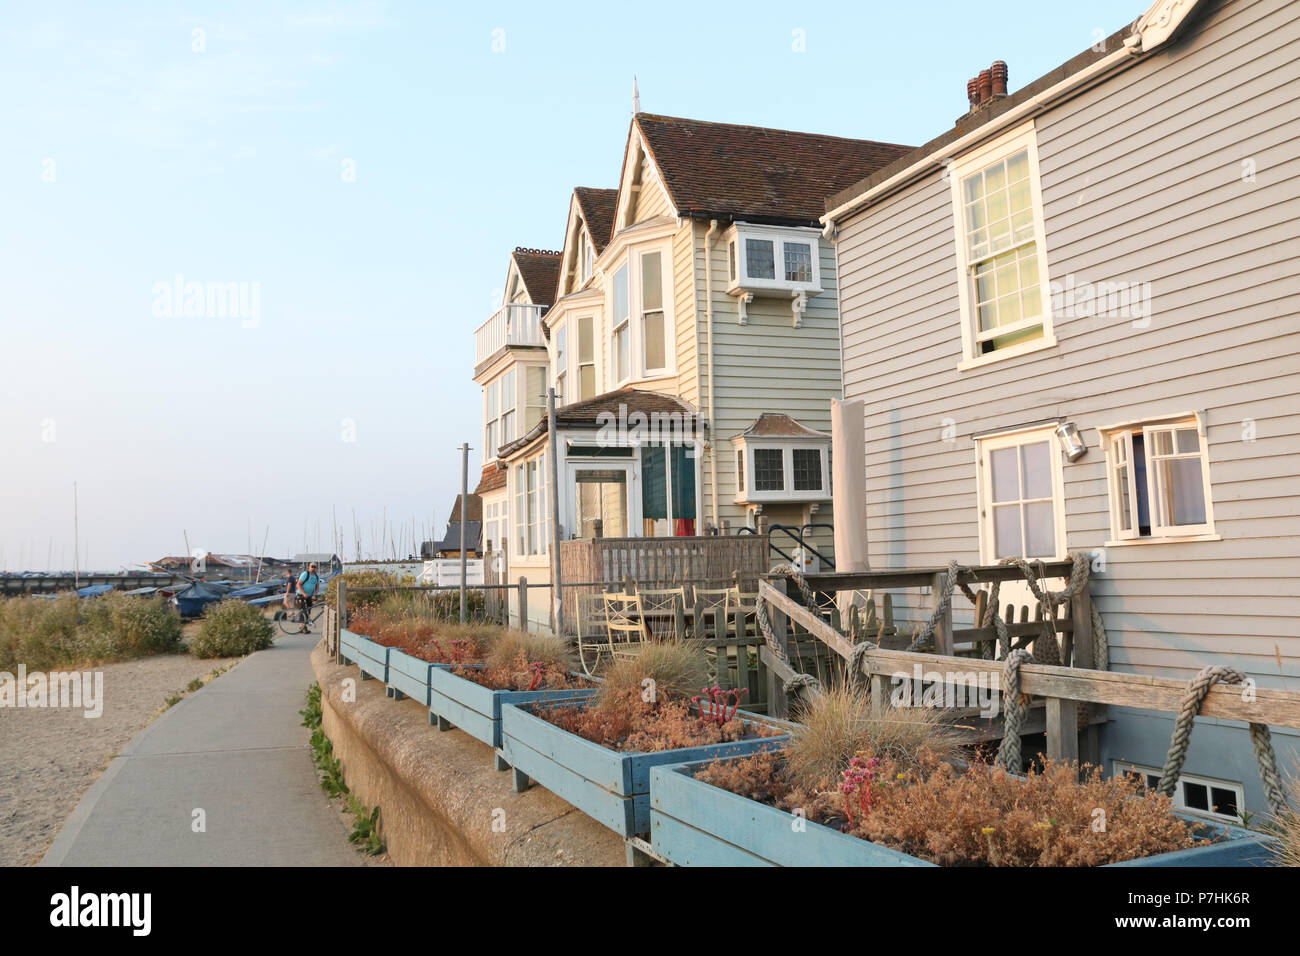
704 219 720 531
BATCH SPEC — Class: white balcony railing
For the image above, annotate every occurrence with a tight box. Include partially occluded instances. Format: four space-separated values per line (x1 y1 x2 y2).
474 303 546 366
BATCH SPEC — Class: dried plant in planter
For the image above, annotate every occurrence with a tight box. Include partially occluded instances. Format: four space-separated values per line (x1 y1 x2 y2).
452 630 589 692
542 641 779 753
695 749 1207 866
349 605 501 665
785 685 960 790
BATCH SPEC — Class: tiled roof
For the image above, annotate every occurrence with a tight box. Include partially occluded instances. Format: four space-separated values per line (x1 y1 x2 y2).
634 113 913 227
556 386 698 426
473 463 506 495
511 248 562 307
496 387 699 460
574 187 618 253
737 412 830 439
448 493 483 523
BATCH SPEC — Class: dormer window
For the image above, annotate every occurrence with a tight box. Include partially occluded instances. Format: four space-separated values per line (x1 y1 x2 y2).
725 225 822 296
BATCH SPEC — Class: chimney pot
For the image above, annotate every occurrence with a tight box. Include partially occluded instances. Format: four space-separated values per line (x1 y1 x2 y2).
967 77 980 107
978 69 993 104
991 60 1008 96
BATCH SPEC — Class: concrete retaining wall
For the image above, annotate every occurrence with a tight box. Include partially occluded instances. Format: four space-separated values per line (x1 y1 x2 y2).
311 643 623 866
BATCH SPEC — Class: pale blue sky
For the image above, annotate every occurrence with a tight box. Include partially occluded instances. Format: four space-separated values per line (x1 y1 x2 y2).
0 0 1145 570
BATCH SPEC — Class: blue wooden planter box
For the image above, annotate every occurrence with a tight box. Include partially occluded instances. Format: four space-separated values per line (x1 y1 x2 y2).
339 629 390 684
385 646 448 706
499 699 792 840
650 755 1279 867
428 665 598 766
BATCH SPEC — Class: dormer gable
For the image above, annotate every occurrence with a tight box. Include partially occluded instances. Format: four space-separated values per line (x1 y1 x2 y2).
502 247 562 307
613 121 677 233
557 187 617 297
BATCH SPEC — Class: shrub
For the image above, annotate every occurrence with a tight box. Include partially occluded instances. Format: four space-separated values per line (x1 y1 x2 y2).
596 640 710 708
0 593 181 670
191 600 275 658
786 685 960 790
80 593 183 660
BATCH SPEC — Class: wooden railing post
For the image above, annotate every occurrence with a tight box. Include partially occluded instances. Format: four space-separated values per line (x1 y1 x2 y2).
764 577 790 719
931 571 952 657
1046 696 1079 762
517 577 528 632
1070 574 1100 765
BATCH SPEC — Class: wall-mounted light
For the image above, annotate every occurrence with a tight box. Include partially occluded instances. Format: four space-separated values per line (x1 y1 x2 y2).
1055 422 1087 462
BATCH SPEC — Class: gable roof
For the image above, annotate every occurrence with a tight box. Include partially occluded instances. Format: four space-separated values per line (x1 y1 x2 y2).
573 187 618 253
632 113 914 227
510 248 562 307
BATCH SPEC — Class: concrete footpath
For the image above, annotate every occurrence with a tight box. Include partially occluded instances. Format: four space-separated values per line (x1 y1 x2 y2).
41 627 364 867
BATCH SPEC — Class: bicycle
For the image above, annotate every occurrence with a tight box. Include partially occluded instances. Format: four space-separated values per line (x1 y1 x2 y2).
276 596 325 635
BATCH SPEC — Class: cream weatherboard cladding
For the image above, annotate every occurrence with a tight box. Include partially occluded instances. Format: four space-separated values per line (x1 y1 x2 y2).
835 0 1300 700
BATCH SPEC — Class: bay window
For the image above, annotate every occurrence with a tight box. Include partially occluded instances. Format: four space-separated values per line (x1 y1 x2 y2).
733 441 830 503
576 315 595 400
514 452 549 558
612 264 630 383
608 244 673 385
725 225 822 295
483 369 515 460
554 324 568 405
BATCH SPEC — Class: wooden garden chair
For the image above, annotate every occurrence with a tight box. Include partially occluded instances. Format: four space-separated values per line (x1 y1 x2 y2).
691 588 732 640
603 592 648 662
636 585 687 641
575 592 611 675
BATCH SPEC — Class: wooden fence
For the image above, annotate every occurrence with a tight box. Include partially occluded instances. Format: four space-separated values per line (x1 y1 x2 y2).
757 565 1300 767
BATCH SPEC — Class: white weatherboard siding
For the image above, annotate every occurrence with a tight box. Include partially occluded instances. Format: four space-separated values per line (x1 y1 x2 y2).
837 0 1300 692
692 222 842 544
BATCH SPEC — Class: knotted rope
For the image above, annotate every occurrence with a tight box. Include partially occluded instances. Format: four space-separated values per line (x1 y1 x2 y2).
783 672 824 702
1157 665 1288 816
996 649 1034 772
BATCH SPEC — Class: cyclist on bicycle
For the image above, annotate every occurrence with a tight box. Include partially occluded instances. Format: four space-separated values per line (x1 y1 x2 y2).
296 562 321 633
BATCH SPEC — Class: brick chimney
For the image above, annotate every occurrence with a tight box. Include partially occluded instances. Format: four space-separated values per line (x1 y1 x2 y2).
964 60 1010 116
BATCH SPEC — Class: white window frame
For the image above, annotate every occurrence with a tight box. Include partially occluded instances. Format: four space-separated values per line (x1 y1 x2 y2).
574 314 596 402
732 439 831 504
949 122 1056 371
1114 762 1245 824
483 370 516 462
608 241 674 386
1099 414 1217 544
725 224 822 296
975 425 1066 563
511 450 549 561
553 322 568 406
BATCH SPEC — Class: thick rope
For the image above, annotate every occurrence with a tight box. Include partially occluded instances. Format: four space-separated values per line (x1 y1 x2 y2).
996 649 1034 772
1157 665 1288 816
783 672 824 700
